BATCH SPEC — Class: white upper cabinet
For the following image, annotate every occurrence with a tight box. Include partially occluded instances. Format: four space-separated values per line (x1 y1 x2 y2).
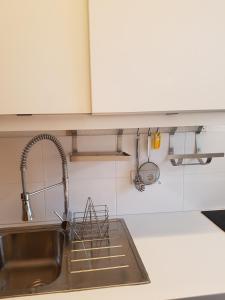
0 0 91 114
89 0 225 114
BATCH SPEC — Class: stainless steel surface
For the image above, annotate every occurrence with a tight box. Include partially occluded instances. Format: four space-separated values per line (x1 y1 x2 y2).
0 229 64 291
168 152 224 166
70 129 131 161
134 129 145 192
139 129 160 185
20 133 69 221
70 151 131 161
67 126 206 137
0 219 150 298
0 126 206 139
168 126 224 166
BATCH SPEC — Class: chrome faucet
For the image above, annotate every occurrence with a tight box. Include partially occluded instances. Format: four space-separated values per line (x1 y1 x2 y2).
20 134 69 222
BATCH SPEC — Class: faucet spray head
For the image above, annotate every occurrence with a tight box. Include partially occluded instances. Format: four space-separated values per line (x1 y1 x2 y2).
21 193 33 221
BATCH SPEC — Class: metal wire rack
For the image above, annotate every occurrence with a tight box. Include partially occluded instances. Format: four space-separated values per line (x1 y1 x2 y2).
72 197 109 240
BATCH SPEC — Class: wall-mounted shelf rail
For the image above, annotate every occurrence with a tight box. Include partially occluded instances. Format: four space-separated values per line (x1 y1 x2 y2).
168 126 224 166
70 129 131 162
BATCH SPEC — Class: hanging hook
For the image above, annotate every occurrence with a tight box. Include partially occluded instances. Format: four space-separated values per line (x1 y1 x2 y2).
136 128 140 136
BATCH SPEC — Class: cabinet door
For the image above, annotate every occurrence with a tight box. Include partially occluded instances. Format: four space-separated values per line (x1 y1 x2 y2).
0 0 91 114
89 0 225 114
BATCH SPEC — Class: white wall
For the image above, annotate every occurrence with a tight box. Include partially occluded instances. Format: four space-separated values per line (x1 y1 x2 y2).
1 126 225 225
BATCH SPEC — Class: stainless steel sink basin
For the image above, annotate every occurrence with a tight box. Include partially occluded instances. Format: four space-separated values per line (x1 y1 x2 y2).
0 219 149 298
0 230 64 290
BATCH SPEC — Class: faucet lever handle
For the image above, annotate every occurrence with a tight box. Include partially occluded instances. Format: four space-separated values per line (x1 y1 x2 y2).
54 210 64 222
54 211 71 231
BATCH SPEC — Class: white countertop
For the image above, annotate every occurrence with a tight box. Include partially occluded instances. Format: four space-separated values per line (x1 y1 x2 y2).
4 211 225 300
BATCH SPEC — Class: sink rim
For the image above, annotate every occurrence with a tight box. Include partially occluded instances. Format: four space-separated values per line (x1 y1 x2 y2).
0 223 63 236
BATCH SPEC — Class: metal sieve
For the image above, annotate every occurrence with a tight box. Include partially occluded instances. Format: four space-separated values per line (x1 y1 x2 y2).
138 129 160 185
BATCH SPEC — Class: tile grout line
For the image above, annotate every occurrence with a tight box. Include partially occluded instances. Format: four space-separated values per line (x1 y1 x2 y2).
182 132 187 211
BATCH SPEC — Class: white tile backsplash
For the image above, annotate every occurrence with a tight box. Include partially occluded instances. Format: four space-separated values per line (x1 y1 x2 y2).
77 135 117 152
69 177 117 215
116 175 183 215
184 173 225 211
43 136 72 185
69 161 116 180
45 185 64 221
0 128 225 225
0 138 44 184
0 183 23 223
0 182 45 224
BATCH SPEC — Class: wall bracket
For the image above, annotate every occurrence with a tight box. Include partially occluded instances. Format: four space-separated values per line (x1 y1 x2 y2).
168 126 224 166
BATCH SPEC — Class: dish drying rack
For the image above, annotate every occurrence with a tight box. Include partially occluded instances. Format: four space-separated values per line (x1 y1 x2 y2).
69 198 116 275
71 197 110 241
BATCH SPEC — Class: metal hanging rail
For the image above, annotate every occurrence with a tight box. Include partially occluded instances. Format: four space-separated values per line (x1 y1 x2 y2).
68 126 224 164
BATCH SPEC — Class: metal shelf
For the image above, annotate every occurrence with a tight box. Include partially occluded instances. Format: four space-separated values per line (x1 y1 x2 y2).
70 151 131 162
168 152 224 166
70 129 131 162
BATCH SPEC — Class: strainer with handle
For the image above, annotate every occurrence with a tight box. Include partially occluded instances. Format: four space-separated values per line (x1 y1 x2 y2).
138 129 160 185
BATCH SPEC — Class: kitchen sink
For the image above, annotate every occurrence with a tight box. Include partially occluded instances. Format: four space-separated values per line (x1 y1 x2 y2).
0 219 150 298
0 230 64 290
